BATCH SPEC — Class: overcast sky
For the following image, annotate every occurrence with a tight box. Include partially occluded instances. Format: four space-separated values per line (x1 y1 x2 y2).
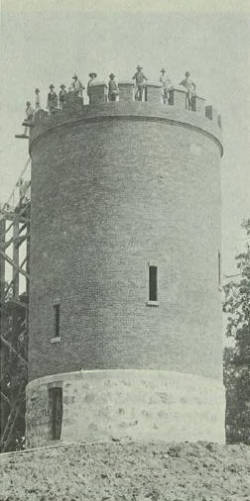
1 0 250 274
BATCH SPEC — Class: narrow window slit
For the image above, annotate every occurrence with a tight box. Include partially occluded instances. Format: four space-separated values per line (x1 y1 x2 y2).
149 265 157 301
53 304 60 338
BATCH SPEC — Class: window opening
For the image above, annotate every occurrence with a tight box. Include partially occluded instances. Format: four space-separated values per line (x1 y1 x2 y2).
149 265 157 301
49 387 63 440
53 304 60 338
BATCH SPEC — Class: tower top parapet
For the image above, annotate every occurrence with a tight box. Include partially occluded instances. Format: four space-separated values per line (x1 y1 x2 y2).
29 82 223 155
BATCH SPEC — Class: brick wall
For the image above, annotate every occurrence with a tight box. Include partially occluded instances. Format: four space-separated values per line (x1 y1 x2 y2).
28 107 222 381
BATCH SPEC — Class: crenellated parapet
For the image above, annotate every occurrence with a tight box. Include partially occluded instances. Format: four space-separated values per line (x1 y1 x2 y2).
29 81 223 155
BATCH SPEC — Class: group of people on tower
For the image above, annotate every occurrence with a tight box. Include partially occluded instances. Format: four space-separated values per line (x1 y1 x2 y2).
133 67 196 106
132 67 196 106
46 73 85 112
19 68 196 138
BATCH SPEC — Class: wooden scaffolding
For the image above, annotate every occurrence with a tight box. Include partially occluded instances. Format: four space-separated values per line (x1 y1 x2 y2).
0 159 31 452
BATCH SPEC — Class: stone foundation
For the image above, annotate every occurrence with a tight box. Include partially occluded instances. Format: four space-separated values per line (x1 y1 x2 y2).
26 370 225 447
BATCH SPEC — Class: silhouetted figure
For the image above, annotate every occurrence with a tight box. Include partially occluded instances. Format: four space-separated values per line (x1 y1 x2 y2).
132 65 147 101
23 101 34 137
179 71 196 109
87 72 97 102
159 68 173 104
71 73 84 97
108 73 119 101
47 84 58 113
59 84 67 108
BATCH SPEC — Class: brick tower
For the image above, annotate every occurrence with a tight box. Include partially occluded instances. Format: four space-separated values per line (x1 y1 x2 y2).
26 81 224 447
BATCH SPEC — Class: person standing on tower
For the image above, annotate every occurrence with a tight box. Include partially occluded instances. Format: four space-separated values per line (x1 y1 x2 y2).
108 73 119 101
71 73 84 97
47 84 58 113
59 84 67 108
132 65 147 101
22 101 34 137
179 71 196 109
87 72 97 102
159 69 173 104
34 88 41 111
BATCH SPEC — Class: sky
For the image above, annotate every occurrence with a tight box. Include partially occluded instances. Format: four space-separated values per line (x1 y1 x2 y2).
0 0 250 276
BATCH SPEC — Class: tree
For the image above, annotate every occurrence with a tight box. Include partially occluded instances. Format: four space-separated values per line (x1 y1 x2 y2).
223 219 250 444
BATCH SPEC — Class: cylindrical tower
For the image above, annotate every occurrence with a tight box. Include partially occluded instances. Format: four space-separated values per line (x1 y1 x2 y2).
26 84 224 447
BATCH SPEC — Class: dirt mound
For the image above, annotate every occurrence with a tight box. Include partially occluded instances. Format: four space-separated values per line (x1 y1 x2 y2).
1 441 250 500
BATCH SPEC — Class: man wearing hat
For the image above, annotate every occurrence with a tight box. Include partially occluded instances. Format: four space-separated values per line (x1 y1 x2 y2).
71 73 84 97
59 84 67 108
47 84 58 113
34 88 41 111
159 68 173 104
179 71 196 109
87 72 97 102
132 65 148 101
108 73 119 102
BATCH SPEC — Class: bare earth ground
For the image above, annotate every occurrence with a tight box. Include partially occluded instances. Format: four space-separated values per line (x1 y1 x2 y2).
0 441 250 501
